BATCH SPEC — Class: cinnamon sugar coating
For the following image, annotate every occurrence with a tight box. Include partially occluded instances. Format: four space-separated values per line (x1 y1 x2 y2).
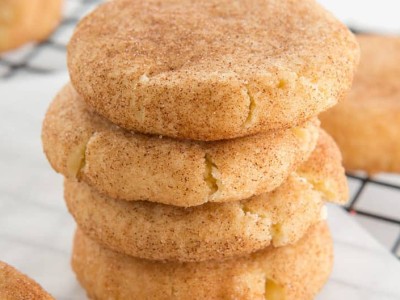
298 130 349 204
64 131 346 262
42 84 319 207
72 223 333 300
68 0 359 141
0 261 54 300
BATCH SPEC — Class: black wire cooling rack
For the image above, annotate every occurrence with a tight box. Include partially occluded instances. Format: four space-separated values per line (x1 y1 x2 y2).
1 0 399 259
0 0 100 79
346 173 400 258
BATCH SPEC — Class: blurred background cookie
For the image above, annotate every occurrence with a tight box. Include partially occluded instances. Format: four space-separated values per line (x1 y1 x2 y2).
321 35 400 174
0 0 63 53
0 261 54 300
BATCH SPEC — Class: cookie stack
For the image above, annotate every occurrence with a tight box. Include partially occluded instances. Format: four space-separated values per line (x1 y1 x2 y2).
42 0 359 299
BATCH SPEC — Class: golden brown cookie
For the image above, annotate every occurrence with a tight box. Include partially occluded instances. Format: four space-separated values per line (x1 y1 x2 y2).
67 0 359 141
0 0 63 53
64 130 347 262
297 130 349 203
72 222 333 300
321 35 400 173
42 83 319 207
0 261 54 300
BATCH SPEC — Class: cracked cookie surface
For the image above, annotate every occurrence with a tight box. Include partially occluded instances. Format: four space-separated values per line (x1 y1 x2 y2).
72 222 333 300
68 0 359 141
42 83 319 207
64 130 347 262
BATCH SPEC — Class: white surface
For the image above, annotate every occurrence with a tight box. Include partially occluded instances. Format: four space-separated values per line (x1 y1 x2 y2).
0 45 34 64
318 0 400 34
355 185 400 220
373 174 400 186
52 25 75 46
346 178 363 207
29 47 67 70
322 206 400 300
354 215 400 249
0 74 399 299
0 64 9 77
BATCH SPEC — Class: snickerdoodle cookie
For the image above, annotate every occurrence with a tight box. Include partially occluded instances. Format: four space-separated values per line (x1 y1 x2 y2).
0 261 54 300
321 35 400 173
43 84 319 207
72 222 333 300
68 0 359 141
0 0 62 53
297 130 348 204
64 130 347 262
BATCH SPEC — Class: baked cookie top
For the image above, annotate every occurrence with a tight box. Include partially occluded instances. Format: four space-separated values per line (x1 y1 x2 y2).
0 261 54 300
68 0 359 141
